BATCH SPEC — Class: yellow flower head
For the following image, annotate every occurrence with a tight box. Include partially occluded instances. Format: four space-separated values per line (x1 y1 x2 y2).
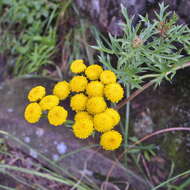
70 93 88 111
48 106 68 126
94 112 114 132
86 96 107 114
105 108 120 126
72 119 94 139
104 83 124 103
70 59 86 73
39 95 59 111
70 76 88 92
86 81 104 97
28 86 46 102
53 81 70 100
100 70 117 84
74 111 93 121
100 130 122 151
85 64 103 80
24 103 42 123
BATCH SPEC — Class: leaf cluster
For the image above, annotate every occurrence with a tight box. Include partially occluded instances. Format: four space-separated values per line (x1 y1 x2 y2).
93 3 190 89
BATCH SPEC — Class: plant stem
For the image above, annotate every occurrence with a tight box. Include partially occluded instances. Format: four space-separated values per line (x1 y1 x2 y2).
124 84 130 166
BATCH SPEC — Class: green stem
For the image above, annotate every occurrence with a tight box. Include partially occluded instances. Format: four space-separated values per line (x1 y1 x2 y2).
124 84 130 165
151 170 190 190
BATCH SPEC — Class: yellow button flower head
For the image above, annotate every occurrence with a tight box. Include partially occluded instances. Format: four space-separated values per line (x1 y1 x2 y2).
86 96 107 114
94 112 114 132
85 64 103 80
72 119 94 139
86 81 104 97
104 83 124 103
74 111 93 121
100 130 122 151
70 59 86 73
28 86 46 102
39 95 59 111
70 93 88 111
70 76 88 92
100 70 117 84
48 106 68 126
105 108 120 126
24 103 42 123
53 81 70 100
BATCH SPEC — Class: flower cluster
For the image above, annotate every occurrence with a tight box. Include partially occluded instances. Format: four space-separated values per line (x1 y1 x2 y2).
24 82 69 126
70 60 124 150
24 59 124 151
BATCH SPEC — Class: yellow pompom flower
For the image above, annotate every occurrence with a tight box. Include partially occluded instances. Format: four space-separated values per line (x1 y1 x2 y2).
94 112 114 132
85 64 103 80
70 76 88 92
70 93 88 111
39 95 59 111
53 81 70 100
100 70 117 84
24 103 42 123
74 111 93 121
86 81 104 97
105 108 120 126
86 96 107 114
104 83 124 103
72 119 94 139
48 106 68 126
70 59 86 73
28 86 46 102
100 130 122 151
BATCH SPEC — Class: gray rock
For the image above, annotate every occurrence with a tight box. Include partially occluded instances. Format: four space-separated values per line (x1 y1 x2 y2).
0 77 152 190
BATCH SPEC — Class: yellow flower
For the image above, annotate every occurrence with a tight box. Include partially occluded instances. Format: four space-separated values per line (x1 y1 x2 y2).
85 64 103 80
28 86 46 102
86 96 107 114
24 103 42 123
72 119 94 139
86 81 104 97
104 83 124 103
74 111 93 121
53 81 70 100
105 108 120 126
100 130 122 151
94 112 114 132
70 93 88 111
39 95 59 111
100 70 117 84
70 76 88 92
70 59 86 73
48 106 68 126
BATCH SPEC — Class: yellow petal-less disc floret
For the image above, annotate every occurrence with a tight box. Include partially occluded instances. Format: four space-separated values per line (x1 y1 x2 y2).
24 103 42 123
85 64 103 80
28 86 46 102
94 112 114 132
72 119 94 139
104 83 124 103
100 130 122 151
39 95 59 111
70 76 88 92
86 81 104 97
86 96 107 114
70 59 86 73
53 81 70 100
100 70 117 84
105 108 120 126
74 111 93 121
70 93 88 111
48 106 68 126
